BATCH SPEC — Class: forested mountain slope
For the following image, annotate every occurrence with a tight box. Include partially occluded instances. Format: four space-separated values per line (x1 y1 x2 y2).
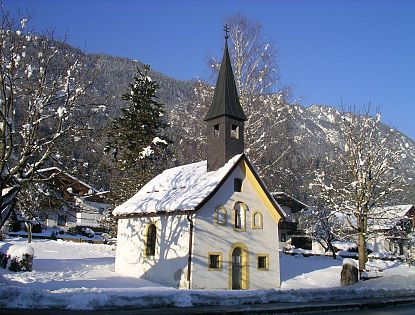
39 44 415 206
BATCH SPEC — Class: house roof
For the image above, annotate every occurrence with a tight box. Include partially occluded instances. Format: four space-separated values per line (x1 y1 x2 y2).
113 154 285 219
37 167 96 192
36 167 109 204
204 39 247 122
370 204 414 231
272 192 309 213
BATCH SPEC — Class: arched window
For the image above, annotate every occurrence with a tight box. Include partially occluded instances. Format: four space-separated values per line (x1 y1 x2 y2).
214 207 227 225
252 211 263 229
234 202 246 230
146 224 157 256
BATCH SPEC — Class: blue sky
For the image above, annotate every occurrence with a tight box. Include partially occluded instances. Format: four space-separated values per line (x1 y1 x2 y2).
5 0 415 140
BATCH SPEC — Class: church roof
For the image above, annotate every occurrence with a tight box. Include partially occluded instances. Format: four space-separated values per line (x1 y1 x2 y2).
113 155 243 216
204 40 247 122
112 154 285 218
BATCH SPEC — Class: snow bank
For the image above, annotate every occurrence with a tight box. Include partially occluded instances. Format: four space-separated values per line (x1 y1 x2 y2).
368 252 404 261
337 250 358 258
1 284 415 310
332 241 357 251
1 239 414 310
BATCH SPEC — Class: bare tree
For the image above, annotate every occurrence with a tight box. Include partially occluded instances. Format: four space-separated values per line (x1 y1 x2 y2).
300 207 343 259
0 9 92 227
209 13 280 98
310 107 409 271
170 14 297 191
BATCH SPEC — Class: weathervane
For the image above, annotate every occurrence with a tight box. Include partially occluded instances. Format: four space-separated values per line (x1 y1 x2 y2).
224 24 229 40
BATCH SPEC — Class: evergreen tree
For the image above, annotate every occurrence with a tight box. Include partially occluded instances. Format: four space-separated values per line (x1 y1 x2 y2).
7 211 21 232
105 65 171 204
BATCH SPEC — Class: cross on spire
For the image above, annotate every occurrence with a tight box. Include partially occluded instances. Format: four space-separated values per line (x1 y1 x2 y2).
224 24 229 40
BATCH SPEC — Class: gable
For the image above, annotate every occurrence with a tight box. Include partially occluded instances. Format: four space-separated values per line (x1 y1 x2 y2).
196 157 285 224
240 159 284 223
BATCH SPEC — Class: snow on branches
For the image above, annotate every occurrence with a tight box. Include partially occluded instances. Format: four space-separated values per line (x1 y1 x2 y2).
0 9 92 226
309 106 410 270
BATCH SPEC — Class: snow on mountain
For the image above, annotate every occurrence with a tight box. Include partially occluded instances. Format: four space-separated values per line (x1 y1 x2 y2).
17 37 413 206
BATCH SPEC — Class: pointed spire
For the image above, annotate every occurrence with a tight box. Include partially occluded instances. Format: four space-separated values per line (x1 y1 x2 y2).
204 26 247 122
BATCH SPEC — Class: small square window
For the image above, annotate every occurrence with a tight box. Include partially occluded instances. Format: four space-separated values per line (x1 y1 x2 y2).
234 178 242 192
231 124 239 139
214 124 220 138
258 255 268 270
208 253 222 270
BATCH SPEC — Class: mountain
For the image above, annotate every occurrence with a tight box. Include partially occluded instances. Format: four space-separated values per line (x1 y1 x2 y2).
38 43 415 206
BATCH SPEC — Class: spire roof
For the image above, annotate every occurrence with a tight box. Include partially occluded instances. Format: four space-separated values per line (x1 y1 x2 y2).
204 37 247 122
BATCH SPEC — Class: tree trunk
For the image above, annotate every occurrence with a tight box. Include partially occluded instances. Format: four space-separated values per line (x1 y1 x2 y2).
0 187 20 228
328 241 337 260
358 231 367 272
25 222 32 243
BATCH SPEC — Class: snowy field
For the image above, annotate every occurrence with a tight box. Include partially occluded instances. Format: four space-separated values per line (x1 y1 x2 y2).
1 238 415 310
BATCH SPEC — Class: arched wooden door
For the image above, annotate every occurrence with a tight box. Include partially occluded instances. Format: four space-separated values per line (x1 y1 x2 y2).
232 247 242 290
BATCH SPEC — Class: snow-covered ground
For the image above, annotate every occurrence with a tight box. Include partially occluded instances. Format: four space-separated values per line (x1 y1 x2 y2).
1 238 415 310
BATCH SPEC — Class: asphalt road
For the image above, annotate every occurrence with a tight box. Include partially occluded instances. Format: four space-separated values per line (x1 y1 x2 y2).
1 296 414 315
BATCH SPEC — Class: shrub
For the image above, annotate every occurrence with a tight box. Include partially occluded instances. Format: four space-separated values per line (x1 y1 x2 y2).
23 223 42 233
67 226 79 236
9 253 33 272
0 244 34 272
0 252 9 269
31 224 42 233
81 227 95 238
66 226 95 238
8 211 21 232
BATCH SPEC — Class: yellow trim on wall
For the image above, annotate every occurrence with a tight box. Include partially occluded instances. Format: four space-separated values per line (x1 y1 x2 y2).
256 253 269 271
228 242 250 290
241 160 282 223
251 211 263 229
207 252 223 271
232 201 247 231
214 206 227 226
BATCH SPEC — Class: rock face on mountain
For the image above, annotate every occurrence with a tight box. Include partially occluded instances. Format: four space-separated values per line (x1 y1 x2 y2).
39 44 415 206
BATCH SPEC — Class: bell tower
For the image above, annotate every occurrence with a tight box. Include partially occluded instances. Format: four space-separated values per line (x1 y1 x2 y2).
205 26 247 172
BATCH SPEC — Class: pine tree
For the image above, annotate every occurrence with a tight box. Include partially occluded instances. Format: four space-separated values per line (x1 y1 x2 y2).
7 211 21 232
105 65 171 203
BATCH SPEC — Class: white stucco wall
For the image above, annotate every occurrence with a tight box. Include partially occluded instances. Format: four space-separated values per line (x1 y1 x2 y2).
191 165 281 290
115 214 190 288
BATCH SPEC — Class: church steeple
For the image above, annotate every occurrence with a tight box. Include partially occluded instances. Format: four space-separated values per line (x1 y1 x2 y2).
205 26 247 172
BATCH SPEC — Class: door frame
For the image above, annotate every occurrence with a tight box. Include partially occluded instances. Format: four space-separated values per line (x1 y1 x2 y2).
228 242 249 290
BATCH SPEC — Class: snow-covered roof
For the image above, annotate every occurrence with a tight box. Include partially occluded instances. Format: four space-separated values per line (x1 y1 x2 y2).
272 191 309 213
37 167 96 192
113 155 243 216
370 204 414 231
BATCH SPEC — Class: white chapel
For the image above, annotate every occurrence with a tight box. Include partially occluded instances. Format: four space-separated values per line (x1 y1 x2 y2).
113 31 285 290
